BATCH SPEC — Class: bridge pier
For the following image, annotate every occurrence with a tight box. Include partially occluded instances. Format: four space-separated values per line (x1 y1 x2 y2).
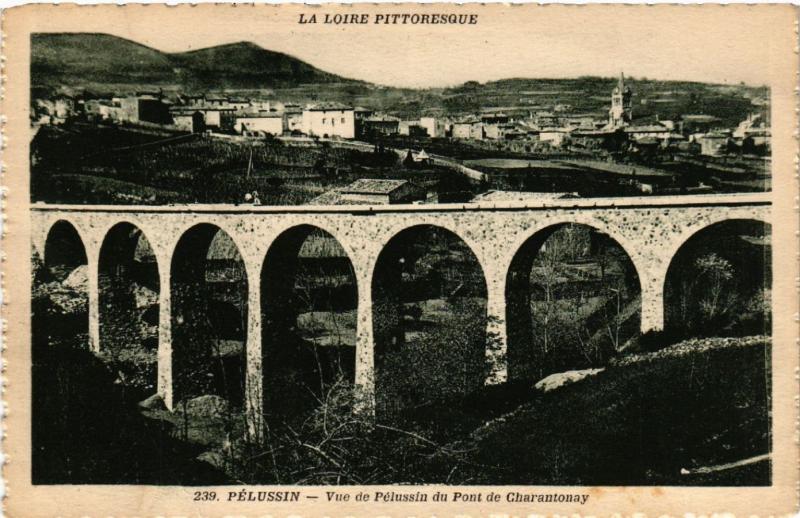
484 272 508 385
640 276 665 333
244 263 264 441
87 249 101 353
353 269 376 419
156 252 174 410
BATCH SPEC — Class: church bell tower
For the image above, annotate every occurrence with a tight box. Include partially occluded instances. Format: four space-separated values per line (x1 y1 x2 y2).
609 72 633 128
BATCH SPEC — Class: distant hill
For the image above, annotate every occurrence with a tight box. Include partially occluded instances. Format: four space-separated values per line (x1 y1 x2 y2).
31 33 359 93
31 33 767 127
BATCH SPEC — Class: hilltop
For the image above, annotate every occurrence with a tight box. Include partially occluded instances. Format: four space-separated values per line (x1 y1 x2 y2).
31 33 361 94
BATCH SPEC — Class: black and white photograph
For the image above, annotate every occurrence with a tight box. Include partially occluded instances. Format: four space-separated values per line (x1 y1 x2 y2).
10 4 792 504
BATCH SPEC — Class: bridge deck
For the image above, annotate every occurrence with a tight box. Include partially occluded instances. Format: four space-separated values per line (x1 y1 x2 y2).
31 192 771 214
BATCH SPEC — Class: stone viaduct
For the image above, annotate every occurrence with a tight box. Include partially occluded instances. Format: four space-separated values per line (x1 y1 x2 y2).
31 193 771 436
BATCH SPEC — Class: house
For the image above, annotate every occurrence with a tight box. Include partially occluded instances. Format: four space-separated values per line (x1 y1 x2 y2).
203 107 237 131
84 99 113 120
283 104 304 134
562 115 598 130
354 107 375 138
354 107 374 120
533 111 559 128
399 120 427 136
302 102 355 139
178 99 236 130
419 116 445 138
624 123 673 141
733 113 770 140
227 97 251 110
452 117 483 140
484 122 524 140
360 115 400 137
32 96 76 124
234 110 284 135
680 114 719 135
204 95 229 107
52 95 75 120
339 179 425 204
539 127 573 147
480 113 510 125
120 92 171 124
697 133 730 156
170 108 206 133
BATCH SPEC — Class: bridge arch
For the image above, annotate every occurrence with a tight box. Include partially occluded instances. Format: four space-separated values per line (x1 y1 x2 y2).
505 222 642 381
170 223 249 408
43 219 88 276
663 218 771 337
35 219 90 350
366 220 487 283
97 222 160 391
371 224 489 418
260 224 359 421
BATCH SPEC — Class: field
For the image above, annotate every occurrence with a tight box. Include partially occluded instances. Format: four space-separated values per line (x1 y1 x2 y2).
31 123 476 205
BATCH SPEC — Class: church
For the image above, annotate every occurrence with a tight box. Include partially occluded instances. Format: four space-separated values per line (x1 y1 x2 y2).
608 72 633 128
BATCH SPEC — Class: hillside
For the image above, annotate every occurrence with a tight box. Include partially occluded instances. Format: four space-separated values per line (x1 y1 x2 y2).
440 336 771 485
31 33 359 93
31 33 175 89
170 42 346 89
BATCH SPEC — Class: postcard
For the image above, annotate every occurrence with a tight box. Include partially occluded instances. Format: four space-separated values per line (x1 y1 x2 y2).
1 4 797 516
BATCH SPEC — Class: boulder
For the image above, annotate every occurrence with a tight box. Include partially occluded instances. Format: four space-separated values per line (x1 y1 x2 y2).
133 285 158 309
183 394 230 418
197 450 227 470
48 287 88 315
138 393 166 411
63 265 88 291
534 368 604 393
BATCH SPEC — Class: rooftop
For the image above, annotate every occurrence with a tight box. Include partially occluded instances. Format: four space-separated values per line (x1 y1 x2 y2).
624 124 670 133
365 115 400 122
234 109 282 118
305 102 353 112
341 179 410 195
682 114 719 122
472 190 581 203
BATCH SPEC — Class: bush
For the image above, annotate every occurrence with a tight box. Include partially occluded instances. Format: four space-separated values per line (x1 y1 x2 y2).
636 328 687 353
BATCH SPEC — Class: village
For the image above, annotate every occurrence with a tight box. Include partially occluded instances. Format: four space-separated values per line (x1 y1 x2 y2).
31 73 771 204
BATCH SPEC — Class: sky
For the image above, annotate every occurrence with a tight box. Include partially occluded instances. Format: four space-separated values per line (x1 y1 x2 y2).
23 4 790 88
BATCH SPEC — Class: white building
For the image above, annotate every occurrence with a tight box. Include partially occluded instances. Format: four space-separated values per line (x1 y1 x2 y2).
302 102 355 139
452 118 483 140
539 128 573 147
624 123 673 141
419 116 445 138
398 120 415 136
234 111 284 135
698 133 730 156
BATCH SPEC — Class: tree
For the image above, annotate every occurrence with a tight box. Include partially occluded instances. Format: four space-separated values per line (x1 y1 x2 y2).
694 253 736 323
